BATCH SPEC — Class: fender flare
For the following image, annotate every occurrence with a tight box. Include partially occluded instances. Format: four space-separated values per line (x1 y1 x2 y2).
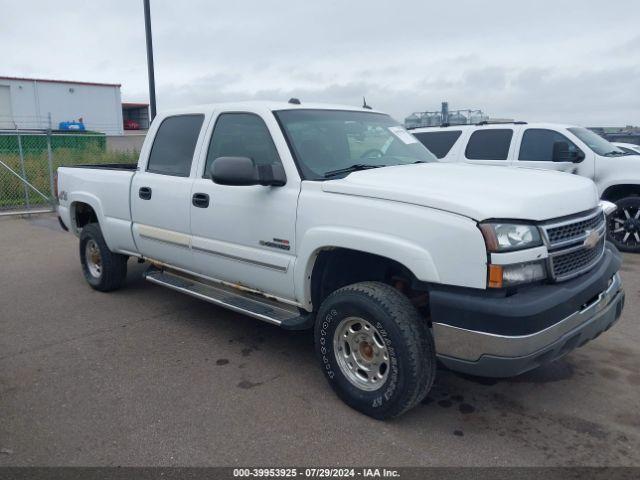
294 226 440 309
599 181 640 200
68 192 109 240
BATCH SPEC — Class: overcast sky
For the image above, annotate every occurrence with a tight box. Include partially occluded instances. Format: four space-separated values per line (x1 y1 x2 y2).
2 0 639 125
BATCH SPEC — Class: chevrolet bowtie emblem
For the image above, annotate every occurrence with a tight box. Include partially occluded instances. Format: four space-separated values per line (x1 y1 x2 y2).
583 229 601 249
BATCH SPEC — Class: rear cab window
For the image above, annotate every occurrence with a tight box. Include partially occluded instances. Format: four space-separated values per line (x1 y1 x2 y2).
465 129 513 160
146 114 205 176
412 130 462 159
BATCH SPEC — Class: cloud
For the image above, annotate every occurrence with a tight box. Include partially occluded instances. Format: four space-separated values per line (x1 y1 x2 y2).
2 0 639 125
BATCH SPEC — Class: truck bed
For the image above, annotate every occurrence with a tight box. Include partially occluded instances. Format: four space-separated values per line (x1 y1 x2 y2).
57 164 139 255
62 163 138 170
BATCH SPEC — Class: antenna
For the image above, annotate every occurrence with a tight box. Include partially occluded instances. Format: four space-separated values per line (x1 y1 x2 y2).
362 97 372 110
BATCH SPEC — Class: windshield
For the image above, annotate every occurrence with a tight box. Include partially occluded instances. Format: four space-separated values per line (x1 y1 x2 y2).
568 127 627 156
274 109 437 179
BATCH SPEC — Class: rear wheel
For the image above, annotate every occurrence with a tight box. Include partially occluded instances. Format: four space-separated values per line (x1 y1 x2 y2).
79 223 128 291
315 281 435 419
608 196 640 253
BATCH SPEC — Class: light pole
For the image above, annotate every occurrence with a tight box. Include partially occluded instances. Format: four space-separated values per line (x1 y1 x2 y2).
143 0 157 121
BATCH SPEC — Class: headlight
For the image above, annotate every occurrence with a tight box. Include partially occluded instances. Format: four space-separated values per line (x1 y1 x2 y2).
599 200 617 216
479 223 542 252
489 260 547 288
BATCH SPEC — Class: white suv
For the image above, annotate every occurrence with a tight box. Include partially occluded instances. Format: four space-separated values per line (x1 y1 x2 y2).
411 122 640 252
613 142 640 155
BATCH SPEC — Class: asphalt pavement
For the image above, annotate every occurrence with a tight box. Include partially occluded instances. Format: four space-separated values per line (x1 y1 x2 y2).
0 214 639 466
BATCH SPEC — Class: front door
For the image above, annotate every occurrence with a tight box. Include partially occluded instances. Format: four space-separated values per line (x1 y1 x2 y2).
131 114 205 268
514 128 588 175
190 112 299 301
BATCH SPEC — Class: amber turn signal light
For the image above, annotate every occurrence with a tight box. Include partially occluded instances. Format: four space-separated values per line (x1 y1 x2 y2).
488 264 503 288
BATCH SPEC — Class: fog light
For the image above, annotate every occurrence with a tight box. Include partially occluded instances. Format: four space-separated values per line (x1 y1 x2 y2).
502 260 547 287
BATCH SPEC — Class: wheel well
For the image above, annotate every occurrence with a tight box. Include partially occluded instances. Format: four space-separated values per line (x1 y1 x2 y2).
310 248 429 315
73 202 98 230
601 184 640 202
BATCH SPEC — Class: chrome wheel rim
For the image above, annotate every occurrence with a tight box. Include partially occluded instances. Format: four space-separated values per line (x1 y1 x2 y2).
85 239 102 278
333 317 389 391
609 205 640 248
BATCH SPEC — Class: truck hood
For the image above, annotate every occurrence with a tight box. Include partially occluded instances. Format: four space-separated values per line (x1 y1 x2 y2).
322 163 599 221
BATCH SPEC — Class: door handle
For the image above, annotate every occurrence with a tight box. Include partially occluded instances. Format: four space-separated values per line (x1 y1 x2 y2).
192 192 210 208
139 187 152 200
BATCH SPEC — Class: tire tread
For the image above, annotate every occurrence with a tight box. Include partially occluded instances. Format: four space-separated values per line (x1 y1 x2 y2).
79 223 128 292
320 281 436 418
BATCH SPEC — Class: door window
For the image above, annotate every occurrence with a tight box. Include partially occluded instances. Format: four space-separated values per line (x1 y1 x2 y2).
204 113 281 176
465 129 513 160
413 130 462 159
519 129 580 161
146 114 204 176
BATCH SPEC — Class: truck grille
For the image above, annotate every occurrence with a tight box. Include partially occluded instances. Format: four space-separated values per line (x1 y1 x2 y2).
546 213 604 245
541 209 606 282
550 237 605 279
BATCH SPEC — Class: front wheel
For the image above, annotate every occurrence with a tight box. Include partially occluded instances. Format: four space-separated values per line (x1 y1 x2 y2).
79 223 128 291
608 196 640 253
315 281 436 419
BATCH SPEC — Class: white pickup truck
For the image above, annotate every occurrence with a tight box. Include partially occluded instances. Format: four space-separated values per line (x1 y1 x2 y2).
57 101 625 419
410 122 640 253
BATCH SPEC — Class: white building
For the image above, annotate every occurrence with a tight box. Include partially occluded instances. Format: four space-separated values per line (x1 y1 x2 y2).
0 76 124 135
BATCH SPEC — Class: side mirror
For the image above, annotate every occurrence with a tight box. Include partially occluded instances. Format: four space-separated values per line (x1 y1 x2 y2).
552 141 570 162
210 157 286 186
552 141 584 163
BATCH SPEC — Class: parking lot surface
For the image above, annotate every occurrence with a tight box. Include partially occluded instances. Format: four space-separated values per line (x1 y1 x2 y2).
1 214 639 467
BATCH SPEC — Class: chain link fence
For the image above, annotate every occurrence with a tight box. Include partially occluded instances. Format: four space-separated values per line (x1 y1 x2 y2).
0 130 139 215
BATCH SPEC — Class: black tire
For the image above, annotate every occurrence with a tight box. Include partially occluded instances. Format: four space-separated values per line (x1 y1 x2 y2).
315 281 436 419
607 196 640 253
79 223 128 292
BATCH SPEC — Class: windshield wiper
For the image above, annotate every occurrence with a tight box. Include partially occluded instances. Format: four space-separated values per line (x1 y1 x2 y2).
603 150 624 157
323 164 386 178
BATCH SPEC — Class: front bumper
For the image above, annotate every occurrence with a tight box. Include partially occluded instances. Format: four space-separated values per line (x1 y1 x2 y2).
431 244 625 377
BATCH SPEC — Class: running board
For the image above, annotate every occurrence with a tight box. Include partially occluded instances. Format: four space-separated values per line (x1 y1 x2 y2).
144 267 313 329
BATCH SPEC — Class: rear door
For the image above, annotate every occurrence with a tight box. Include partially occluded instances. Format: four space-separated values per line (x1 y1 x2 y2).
131 113 207 268
412 130 463 161
462 127 516 166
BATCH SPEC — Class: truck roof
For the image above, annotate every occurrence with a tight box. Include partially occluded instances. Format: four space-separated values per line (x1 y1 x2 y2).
159 100 385 116
409 122 580 132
